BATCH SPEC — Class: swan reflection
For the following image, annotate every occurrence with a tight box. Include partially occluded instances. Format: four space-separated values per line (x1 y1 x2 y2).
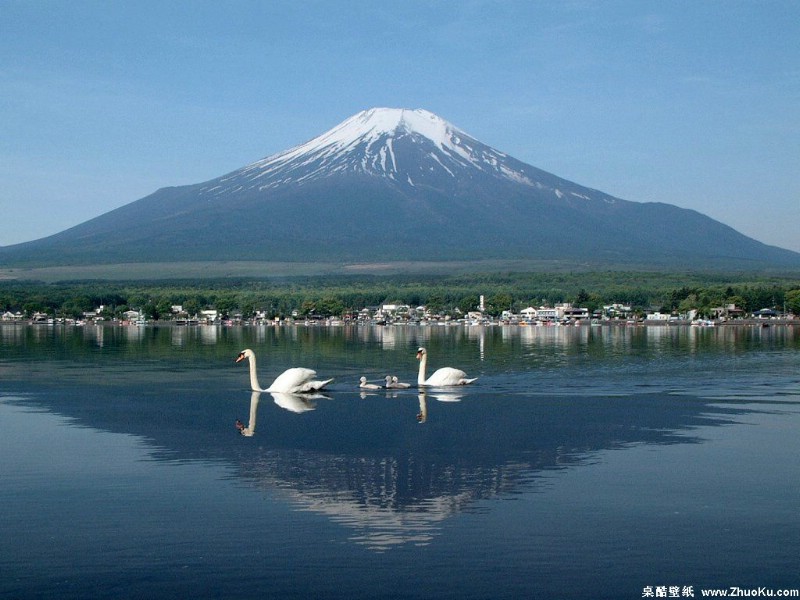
271 391 328 413
417 392 427 423
237 390 330 434
236 391 261 436
416 390 463 423
428 390 464 402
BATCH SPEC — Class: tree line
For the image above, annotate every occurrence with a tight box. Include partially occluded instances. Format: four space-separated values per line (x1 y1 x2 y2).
1 271 799 320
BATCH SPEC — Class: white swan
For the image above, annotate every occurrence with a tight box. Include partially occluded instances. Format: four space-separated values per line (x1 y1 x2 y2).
236 348 333 393
385 375 411 389
359 376 383 390
416 347 477 387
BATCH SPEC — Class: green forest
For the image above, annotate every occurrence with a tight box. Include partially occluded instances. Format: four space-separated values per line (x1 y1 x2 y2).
2 270 800 320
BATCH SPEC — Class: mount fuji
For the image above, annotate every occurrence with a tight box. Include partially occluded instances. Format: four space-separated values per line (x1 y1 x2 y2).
2 107 799 270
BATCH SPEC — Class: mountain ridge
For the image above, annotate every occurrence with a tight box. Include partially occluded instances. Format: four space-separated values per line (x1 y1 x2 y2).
2 107 799 270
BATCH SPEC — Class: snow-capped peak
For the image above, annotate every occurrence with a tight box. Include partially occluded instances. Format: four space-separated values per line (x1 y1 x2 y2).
249 107 472 171
322 108 460 150
200 107 548 195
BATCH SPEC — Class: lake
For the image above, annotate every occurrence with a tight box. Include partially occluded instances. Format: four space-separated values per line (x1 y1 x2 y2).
1 322 799 599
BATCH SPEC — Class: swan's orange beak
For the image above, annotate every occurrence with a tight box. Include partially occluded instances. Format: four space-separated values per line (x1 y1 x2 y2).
416 351 423 360
235 353 245 363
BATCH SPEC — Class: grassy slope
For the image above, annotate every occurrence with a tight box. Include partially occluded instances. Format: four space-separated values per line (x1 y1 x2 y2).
1 260 798 297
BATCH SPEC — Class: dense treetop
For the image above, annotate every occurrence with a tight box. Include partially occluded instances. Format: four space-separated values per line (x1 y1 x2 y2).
2 271 799 320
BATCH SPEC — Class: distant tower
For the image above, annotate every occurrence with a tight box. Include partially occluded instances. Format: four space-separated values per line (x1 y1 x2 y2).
479 295 485 313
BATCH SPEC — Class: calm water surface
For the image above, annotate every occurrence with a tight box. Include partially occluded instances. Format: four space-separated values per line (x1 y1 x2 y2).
1 323 799 599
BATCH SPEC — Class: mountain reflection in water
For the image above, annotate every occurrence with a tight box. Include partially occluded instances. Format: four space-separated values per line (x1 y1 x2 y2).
219 380 746 551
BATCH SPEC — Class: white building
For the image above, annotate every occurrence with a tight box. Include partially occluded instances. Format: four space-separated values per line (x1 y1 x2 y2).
645 312 670 321
200 309 219 323
536 307 558 321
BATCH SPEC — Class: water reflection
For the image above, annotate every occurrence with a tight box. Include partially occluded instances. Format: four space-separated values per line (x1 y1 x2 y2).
227 385 754 552
171 325 188 347
2 323 797 555
416 389 467 422
270 391 326 413
237 404 550 551
415 389 465 424
416 392 427 422
235 390 331 436
200 325 219 345
379 325 401 350
235 391 261 436
253 454 465 551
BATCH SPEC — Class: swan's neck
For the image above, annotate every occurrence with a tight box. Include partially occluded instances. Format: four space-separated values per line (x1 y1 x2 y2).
248 355 263 391
417 354 427 386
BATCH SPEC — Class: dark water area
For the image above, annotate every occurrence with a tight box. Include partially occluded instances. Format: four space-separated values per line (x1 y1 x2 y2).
1 323 799 599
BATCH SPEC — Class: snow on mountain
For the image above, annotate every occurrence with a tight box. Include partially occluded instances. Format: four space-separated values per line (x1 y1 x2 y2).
200 108 546 196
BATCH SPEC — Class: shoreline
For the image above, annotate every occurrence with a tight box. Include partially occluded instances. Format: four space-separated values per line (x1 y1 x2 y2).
2 318 797 328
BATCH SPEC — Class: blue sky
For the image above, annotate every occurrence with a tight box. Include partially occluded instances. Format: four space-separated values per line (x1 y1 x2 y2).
2 0 798 253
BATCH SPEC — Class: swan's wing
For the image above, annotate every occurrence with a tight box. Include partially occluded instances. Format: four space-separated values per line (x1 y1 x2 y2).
268 367 317 392
425 367 469 387
295 377 334 392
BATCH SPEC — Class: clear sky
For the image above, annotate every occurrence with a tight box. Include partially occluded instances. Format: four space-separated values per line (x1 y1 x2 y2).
2 0 798 252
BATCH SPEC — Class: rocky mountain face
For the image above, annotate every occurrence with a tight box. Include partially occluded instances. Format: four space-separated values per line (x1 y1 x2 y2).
2 107 799 269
